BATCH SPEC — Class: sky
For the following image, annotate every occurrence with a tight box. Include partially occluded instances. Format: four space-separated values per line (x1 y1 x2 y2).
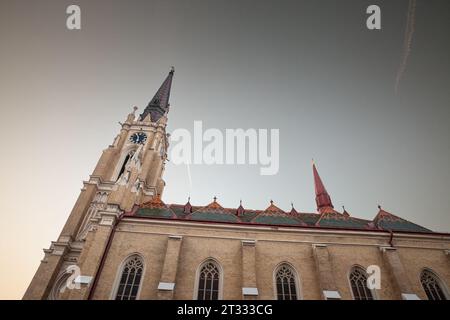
0 0 449 299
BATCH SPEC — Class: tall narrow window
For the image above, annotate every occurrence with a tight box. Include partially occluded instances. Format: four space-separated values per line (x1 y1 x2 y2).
115 255 144 300
197 260 220 300
116 151 134 181
421 270 448 300
275 264 298 300
349 267 374 300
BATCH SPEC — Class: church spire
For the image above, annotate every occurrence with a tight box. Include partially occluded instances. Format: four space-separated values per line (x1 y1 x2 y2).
140 67 175 122
312 160 334 212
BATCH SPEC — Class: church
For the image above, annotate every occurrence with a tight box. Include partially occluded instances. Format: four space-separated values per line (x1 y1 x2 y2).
23 69 450 300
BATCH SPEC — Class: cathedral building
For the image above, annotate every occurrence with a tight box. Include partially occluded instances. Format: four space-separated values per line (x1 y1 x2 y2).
24 69 450 300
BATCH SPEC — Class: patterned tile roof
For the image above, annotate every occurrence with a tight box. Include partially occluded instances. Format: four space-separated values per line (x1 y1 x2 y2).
373 207 431 233
131 198 434 233
250 201 306 226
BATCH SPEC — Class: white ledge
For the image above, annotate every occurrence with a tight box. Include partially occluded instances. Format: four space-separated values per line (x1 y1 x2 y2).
402 293 420 300
158 282 175 291
242 240 256 246
242 287 259 296
74 275 93 285
380 246 397 252
323 290 341 300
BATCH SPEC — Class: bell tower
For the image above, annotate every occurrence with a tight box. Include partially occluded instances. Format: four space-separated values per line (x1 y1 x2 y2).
92 67 174 212
23 68 175 300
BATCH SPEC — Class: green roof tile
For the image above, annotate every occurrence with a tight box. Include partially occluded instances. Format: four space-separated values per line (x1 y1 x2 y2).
252 215 302 226
191 211 239 222
378 220 431 233
136 207 173 218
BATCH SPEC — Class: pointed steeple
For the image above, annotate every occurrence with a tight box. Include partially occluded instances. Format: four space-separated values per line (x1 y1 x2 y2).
140 67 175 122
312 161 334 212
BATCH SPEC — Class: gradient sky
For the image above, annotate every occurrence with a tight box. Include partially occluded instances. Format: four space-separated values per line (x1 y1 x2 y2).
0 0 449 299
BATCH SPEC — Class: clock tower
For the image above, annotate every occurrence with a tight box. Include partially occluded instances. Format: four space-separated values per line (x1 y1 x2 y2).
23 68 175 299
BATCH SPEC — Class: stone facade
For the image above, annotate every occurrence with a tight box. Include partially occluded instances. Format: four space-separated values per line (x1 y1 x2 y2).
23 70 450 300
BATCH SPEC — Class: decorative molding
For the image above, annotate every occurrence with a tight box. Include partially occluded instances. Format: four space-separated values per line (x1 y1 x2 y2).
168 235 183 240
98 204 122 226
100 216 115 226
118 218 450 246
323 290 341 300
116 221 449 250
379 246 397 252
122 216 448 239
158 282 175 291
445 249 450 256
129 124 157 132
74 275 93 285
142 188 155 196
242 240 256 246
312 243 327 249
57 235 72 243
84 175 118 191
242 287 259 296
401 293 420 300
49 241 71 256
76 192 110 241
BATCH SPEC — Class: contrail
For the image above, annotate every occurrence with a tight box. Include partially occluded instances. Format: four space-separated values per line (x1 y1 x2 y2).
395 0 416 93
186 161 193 192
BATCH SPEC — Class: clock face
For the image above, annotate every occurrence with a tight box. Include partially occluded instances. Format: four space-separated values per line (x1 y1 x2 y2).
130 132 147 144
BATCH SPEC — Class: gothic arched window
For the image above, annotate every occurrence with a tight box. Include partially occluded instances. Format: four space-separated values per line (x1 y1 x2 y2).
114 255 144 300
275 264 298 300
116 151 134 181
349 266 374 300
196 260 221 300
420 269 448 300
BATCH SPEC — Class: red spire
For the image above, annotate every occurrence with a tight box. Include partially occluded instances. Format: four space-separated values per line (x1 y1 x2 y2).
312 161 334 212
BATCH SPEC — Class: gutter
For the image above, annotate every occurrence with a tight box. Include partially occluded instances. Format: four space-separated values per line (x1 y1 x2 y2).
389 230 394 247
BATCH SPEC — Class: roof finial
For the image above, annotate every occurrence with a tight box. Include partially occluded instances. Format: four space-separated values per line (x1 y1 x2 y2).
213 196 217 203
270 199 274 205
378 204 382 210
236 199 245 216
183 196 192 214
291 202 294 209
342 205 350 217
170 66 175 73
